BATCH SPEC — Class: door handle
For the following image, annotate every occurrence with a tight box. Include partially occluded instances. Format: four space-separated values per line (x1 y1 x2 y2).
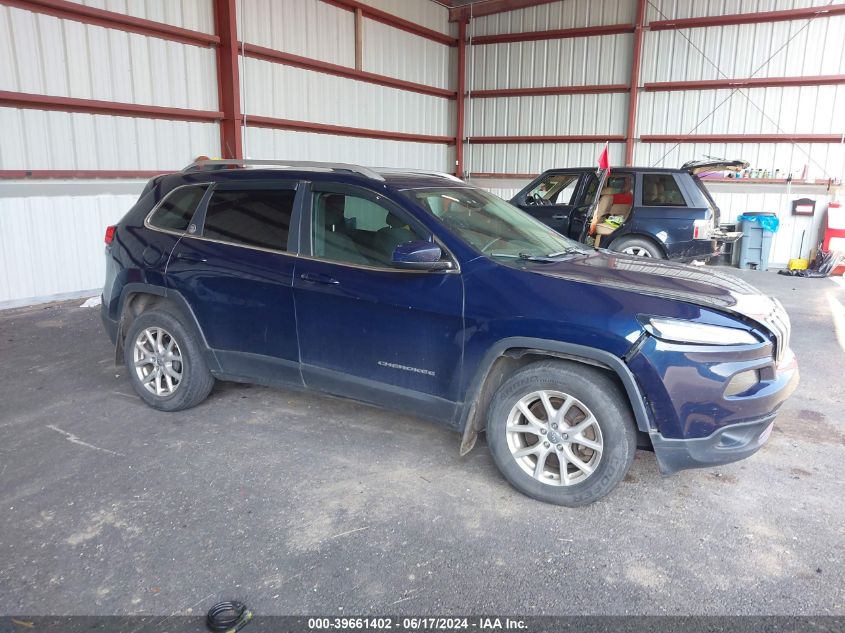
552 214 567 220
300 272 340 285
175 252 207 264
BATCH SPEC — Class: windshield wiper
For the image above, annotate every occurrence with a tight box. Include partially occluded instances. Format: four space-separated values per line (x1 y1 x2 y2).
491 251 575 263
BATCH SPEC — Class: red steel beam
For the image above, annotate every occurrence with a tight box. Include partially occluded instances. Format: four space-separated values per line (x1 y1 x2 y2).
321 0 457 46
650 3 845 30
455 19 467 177
644 75 845 91
2 0 220 47
241 43 456 99
640 134 844 143
0 170 167 179
467 135 626 145
245 115 455 145
0 90 223 122
471 23 634 45
450 0 560 22
214 0 243 160
625 0 647 166
470 84 628 98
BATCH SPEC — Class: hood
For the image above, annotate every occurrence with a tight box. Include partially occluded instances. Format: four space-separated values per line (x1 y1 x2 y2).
534 251 778 322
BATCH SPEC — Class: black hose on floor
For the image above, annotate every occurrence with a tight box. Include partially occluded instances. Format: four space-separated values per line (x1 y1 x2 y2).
206 600 252 632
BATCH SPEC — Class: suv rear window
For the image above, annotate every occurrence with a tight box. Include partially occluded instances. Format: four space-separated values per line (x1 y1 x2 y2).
203 188 295 251
148 185 208 232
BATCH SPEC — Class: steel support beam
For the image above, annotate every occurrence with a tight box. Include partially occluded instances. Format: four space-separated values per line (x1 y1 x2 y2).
456 19 467 177
468 135 626 145
213 0 243 159
449 0 559 23
471 23 634 45
644 75 845 91
624 0 647 166
649 3 845 30
321 0 457 45
470 84 629 98
640 134 844 143
245 115 454 145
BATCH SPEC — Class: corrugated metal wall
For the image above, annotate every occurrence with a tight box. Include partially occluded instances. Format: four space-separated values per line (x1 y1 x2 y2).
0 0 455 306
237 0 455 169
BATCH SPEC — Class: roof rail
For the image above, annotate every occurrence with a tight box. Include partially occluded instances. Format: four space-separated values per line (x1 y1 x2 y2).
182 159 385 181
376 167 465 183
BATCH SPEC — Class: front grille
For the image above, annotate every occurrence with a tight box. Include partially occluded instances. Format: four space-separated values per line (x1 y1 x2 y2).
765 300 791 363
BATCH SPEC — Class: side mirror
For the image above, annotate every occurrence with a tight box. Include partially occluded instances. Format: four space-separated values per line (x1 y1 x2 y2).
392 240 452 271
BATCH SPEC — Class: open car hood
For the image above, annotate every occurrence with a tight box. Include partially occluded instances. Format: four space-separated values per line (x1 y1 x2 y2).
682 159 749 175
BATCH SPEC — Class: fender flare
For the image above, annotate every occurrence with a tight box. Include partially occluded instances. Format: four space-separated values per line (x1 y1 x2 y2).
116 283 219 370
607 232 668 259
458 336 653 454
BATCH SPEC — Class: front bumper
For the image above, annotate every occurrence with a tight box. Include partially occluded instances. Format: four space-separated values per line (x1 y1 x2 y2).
650 414 776 474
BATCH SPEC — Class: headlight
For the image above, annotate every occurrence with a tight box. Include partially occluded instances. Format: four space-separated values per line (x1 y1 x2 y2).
645 317 758 346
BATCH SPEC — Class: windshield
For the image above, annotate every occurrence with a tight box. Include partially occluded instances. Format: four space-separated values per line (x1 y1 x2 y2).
404 187 584 260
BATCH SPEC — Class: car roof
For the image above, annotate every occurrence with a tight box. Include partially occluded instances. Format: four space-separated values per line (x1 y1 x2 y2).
542 166 685 174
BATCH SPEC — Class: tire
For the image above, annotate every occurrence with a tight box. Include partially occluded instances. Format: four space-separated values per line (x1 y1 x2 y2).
611 236 664 259
486 360 637 506
123 309 214 411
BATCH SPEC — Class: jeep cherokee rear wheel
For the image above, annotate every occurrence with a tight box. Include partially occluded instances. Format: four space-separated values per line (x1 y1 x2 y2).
124 310 214 411
487 361 636 506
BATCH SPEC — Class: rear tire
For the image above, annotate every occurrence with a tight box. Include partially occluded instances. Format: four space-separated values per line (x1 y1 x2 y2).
611 236 664 259
486 361 637 506
123 309 214 411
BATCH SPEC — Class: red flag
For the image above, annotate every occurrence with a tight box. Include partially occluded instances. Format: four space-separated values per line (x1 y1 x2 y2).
597 142 610 172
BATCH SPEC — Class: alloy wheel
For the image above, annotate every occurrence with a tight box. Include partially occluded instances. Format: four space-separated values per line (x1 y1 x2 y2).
133 327 183 397
505 390 603 486
622 246 652 257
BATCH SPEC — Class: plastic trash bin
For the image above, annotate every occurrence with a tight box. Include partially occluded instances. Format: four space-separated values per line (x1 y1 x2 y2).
737 212 778 271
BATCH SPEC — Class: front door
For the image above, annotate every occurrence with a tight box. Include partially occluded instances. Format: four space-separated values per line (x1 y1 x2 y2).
293 183 464 422
510 171 584 235
166 180 302 383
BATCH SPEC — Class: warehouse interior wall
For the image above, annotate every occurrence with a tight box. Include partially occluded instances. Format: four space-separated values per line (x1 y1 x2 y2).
1 0 844 306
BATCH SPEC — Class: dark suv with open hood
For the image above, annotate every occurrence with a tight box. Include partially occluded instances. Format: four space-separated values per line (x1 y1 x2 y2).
511 159 746 261
101 159 797 506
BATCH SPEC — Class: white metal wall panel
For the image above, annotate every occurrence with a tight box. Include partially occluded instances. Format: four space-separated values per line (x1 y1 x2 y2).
641 15 845 83
358 0 452 35
468 93 627 137
238 0 355 66
638 86 845 137
0 108 221 170
243 127 454 172
240 59 453 137
469 34 632 90
0 188 144 306
465 141 625 175
0 6 218 110
362 18 454 90
646 0 834 23
64 0 215 32
633 141 845 181
470 0 636 37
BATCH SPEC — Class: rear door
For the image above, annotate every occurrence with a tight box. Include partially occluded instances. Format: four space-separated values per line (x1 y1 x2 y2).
165 180 303 383
510 171 586 235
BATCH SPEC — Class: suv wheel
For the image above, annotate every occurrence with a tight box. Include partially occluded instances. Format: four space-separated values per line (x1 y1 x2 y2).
486 361 636 506
612 236 664 258
124 310 214 411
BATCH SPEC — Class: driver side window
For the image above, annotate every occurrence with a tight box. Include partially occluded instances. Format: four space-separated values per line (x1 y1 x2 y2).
528 174 580 205
311 191 428 268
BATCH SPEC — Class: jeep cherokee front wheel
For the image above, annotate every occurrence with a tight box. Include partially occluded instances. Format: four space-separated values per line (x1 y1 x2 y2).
486 360 636 506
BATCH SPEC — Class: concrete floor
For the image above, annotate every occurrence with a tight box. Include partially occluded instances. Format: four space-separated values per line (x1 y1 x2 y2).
1 269 843 617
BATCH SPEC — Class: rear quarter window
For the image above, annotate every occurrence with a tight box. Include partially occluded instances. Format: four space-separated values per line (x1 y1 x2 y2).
147 185 208 232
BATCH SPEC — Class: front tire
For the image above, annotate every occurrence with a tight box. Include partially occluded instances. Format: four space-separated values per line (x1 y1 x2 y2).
486 361 637 506
123 309 214 411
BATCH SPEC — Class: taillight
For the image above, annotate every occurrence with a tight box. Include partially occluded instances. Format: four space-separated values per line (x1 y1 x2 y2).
104 225 116 245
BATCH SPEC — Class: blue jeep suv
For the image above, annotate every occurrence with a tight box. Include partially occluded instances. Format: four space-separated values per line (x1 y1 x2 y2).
101 159 798 506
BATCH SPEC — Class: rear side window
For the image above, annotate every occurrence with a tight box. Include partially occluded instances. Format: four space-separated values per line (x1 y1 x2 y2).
148 185 207 232
203 188 295 251
642 174 687 207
